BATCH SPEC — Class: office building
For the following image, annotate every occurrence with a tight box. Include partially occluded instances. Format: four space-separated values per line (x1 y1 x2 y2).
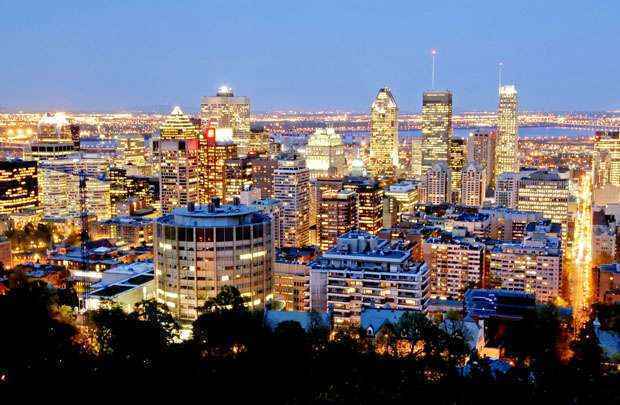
200 86 250 146
155 202 272 323
411 136 423 179
155 138 200 213
594 131 620 187
159 106 198 140
224 156 253 203
306 128 346 179
495 85 519 177
310 231 430 325
274 154 310 247
343 177 384 234
317 189 358 252
460 162 487 207
0 160 38 215
517 169 570 236
467 130 496 185
449 138 466 201
249 156 277 199
199 127 238 203
421 91 452 174
368 87 398 179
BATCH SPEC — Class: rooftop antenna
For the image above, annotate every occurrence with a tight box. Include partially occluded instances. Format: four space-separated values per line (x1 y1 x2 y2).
431 49 437 89
498 62 504 89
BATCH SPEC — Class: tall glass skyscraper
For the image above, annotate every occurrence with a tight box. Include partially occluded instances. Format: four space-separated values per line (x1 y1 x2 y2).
200 86 250 145
421 91 453 175
368 88 398 179
159 106 198 140
495 85 519 177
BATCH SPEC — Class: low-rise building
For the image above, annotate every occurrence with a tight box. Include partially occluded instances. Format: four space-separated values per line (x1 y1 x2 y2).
272 247 317 311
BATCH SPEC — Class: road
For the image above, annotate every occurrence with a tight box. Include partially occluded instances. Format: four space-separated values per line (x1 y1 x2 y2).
568 173 593 331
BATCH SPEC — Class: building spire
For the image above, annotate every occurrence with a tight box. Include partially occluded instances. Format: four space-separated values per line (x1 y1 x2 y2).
431 49 437 89
498 61 504 89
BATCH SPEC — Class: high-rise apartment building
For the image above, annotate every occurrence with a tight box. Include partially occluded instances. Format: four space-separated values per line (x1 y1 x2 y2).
0 160 38 215
489 233 562 303
155 202 272 324
467 130 496 185
317 189 357 252
155 138 200 213
423 232 485 300
368 88 398 179
310 231 430 325
495 85 519 178
419 162 451 205
274 154 310 247
200 86 250 146
460 162 487 207
159 106 198 140
421 91 452 174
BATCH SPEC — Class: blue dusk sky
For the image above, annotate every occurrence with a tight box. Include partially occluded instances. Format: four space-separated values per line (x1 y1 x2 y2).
1 0 619 113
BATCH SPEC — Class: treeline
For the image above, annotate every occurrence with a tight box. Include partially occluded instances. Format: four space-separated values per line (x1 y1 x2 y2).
0 280 618 404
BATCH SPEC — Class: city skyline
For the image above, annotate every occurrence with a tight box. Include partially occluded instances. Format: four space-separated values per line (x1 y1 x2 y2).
2 1 620 112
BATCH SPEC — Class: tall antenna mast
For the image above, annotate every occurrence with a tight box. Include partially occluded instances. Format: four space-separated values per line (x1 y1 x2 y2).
498 61 503 89
431 49 437 89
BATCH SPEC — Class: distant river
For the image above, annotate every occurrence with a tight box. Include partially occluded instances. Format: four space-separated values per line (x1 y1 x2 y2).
343 127 596 140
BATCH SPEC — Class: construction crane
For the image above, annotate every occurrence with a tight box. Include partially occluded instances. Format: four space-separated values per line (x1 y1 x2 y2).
78 169 91 311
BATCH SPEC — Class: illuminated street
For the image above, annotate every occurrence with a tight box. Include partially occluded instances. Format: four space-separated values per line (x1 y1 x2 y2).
569 173 593 331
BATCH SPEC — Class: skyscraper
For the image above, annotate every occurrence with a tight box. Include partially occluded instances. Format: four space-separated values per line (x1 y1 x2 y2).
448 138 465 202
198 127 238 204
0 160 39 215
159 106 198 140
495 85 519 178
200 86 250 145
343 177 384 235
368 88 398 179
274 154 310 247
421 91 453 174
317 189 358 252
411 137 423 179
156 138 200 213
467 130 496 185
305 128 346 180
517 169 570 236
594 131 620 187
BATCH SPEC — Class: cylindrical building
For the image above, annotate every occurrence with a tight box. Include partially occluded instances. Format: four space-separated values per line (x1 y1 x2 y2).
155 200 272 324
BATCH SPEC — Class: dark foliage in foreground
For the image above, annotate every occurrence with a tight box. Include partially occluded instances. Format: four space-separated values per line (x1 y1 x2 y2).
0 280 618 404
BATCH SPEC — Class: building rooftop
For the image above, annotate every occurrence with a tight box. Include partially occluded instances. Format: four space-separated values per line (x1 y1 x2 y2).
157 201 270 228
598 263 620 274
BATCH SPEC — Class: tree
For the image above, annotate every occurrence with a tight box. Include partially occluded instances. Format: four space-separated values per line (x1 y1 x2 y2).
193 286 266 358
202 285 246 312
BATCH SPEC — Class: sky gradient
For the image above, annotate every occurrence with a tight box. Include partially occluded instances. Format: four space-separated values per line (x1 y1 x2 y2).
1 1 619 113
